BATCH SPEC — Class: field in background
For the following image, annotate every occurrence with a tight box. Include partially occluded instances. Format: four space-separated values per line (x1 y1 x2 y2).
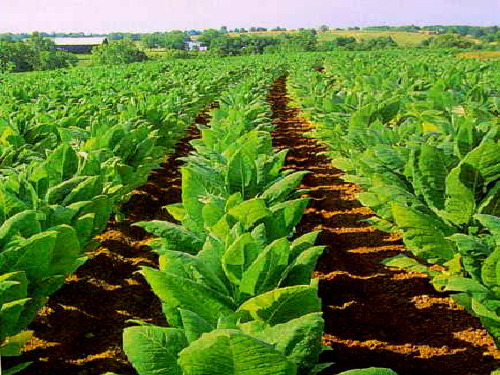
318 30 429 46
225 30 430 46
458 50 500 58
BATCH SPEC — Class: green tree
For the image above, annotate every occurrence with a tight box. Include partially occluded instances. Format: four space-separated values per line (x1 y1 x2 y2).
92 40 147 65
199 29 223 48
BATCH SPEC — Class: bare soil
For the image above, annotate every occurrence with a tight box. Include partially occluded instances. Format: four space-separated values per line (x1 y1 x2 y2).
7 109 210 375
269 75 500 375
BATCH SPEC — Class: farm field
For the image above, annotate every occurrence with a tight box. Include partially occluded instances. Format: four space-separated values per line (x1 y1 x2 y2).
2 50 500 375
224 30 437 46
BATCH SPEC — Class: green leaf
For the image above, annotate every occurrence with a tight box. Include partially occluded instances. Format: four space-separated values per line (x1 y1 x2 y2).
280 246 325 287
238 285 321 326
61 175 103 206
443 164 477 226
3 361 33 375
179 309 214 343
0 211 41 247
228 199 271 230
418 144 446 211
226 149 258 199
290 232 321 260
265 199 309 241
239 238 291 297
123 326 187 375
45 176 87 205
141 267 235 326
222 233 262 286
382 254 429 274
481 246 500 291
239 313 324 373
178 329 297 375
165 203 186 222
336 368 398 375
392 204 455 263
476 215 500 243
260 171 309 205
0 330 33 356
134 221 204 255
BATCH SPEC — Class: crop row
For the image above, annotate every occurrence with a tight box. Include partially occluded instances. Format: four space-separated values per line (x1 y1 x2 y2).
289 51 500 375
108 58 398 375
0 58 256 374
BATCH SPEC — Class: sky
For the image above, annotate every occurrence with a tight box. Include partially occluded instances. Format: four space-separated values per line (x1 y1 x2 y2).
1 0 499 33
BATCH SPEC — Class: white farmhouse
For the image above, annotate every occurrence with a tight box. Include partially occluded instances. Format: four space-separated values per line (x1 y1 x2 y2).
185 41 207 51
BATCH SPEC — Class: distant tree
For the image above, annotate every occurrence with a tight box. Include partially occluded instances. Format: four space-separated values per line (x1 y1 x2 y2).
199 29 223 47
220 26 228 34
0 33 15 42
163 31 187 50
92 40 147 65
108 33 125 40
318 25 329 32
422 33 474 49
250 27 257 32
0 34 76 72
142 33 163 48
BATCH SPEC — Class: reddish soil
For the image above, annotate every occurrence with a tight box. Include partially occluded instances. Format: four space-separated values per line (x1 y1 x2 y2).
7 109 211 375
269 76 500 375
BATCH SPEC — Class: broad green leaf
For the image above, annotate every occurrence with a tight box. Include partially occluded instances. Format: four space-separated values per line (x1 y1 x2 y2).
239 238 290 297
443 164 477 226
179 309 214 343
45 176 87 205
481 246 500 291
228 199 271 230
239 313 324 373
392 204 455 263
178 329 297 375
260 171 309 205
226 149 258 199
165 203 186 222
123 326 187 375
265 199 309 241
0 211 41 247
336 368 398 375
418 144 446 211
290 231 321 260
0 330 33 356
158 251 229 296
222 233 262 285
3 362 33 375
238 285 321 325
476 215 500 243
134 221 204 254
141 267 235 326
280 246 325 287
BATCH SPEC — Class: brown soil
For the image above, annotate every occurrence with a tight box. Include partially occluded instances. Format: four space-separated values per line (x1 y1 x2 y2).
7 109 211 375
269 76 500 375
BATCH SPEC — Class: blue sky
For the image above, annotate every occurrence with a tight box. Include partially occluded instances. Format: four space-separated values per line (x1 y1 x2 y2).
1 0 498 33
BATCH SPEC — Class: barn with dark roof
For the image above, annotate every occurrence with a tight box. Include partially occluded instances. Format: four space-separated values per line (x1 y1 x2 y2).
53 37 108 54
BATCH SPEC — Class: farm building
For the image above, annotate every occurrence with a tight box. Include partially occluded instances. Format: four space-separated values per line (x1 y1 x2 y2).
185 40 207 51
53 37 108 54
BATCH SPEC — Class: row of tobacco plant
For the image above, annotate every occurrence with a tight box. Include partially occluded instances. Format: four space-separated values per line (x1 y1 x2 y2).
0 58 249 374
116 59 396 375
289 51 500 375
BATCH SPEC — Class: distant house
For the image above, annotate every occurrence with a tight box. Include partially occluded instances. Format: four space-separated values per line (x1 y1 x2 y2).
185 40 207 51
53 37 108 54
